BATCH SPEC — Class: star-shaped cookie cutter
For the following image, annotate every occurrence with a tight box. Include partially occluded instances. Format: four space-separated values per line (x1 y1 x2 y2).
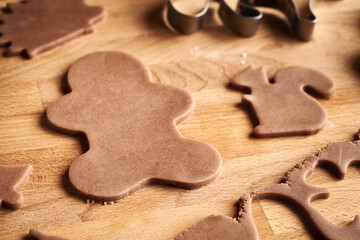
166 0 317 41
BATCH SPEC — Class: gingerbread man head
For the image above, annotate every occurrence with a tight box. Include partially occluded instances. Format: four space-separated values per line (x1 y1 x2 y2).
67 52 152 92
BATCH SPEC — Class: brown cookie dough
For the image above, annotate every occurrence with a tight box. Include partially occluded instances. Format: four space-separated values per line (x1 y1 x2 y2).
0 164 32 209
317 132 360 179
47 51 222 202
175 194 258 240
177 130 360 240
28 229 67 240
256 153 360 239
0 0 105 58
244 132 360 239
231 66 335 137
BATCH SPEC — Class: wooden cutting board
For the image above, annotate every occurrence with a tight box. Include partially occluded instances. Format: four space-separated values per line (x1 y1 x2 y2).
0 0 359 239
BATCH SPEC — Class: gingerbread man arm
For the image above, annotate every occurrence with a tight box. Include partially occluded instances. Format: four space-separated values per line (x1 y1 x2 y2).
47 93 85 133
274 66 336 99
157 85 194 125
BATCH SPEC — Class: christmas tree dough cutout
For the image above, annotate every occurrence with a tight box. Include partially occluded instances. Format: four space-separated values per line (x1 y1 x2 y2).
0 165 32 209
231 66 335 137
0 0 105 58
47 51 222 202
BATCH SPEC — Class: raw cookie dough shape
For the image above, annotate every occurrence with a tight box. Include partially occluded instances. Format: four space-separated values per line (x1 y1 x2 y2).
47 51 222 202
0 165 32 209
28 229 67 240
254 154 360 239
176 131 360 240
231 66 335 137
175 194 258 240
0 0 105 58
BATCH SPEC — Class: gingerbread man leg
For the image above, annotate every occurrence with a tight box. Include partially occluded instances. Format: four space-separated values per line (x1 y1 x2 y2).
152 139 222 189
69 150 152 201
69 138 221 201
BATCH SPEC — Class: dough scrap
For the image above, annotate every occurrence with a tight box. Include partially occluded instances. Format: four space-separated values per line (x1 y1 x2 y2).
0 164 32 209
0 0 105 58
176 130 360 239
174 194 258 240
231 66 335 137
47 51 222 202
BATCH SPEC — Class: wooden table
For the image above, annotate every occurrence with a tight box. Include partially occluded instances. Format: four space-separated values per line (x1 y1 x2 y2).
0 0 359 239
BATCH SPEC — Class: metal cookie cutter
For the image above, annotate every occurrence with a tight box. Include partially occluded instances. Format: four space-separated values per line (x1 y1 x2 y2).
166 0 210 34
219 0 317 41
166 0 317 41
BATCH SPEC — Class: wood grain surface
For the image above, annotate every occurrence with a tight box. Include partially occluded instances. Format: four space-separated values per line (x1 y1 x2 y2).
0 0 359 239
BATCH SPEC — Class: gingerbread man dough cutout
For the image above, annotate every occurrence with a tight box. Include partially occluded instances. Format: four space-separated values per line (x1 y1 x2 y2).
231 66 335 137
47 51 222 202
